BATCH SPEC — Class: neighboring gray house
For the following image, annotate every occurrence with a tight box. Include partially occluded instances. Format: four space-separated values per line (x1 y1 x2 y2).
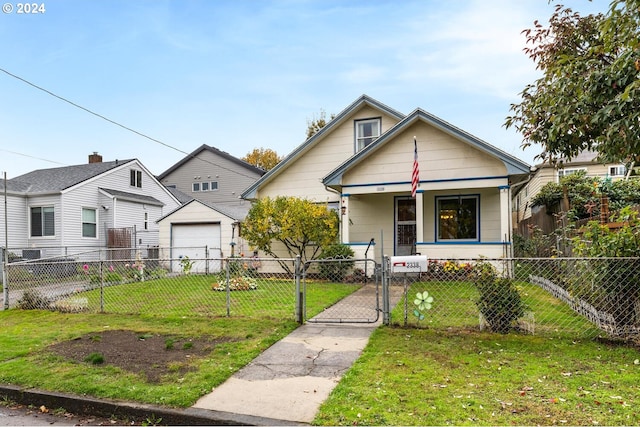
0 153 181 259
157 144 266 207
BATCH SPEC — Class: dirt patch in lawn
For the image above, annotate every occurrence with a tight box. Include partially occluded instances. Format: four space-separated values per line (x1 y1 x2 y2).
49 330 231 383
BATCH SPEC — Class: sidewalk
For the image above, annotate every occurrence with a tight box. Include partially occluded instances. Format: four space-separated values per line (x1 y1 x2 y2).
192 284 404 424
0 284 404 426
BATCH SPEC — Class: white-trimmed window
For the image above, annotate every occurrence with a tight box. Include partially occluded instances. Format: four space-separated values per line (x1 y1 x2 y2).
355 118 381 152
82 208 97 238
31 206 55 237
130 169 142 188
609 165 626 176
436 195 479 241
144 212 148 230
192 181 218 192
558 167 586 179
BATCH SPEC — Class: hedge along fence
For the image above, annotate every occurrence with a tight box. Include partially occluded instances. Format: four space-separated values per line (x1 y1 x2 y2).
391 257 640 340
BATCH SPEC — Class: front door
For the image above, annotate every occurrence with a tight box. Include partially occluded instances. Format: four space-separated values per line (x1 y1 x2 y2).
395 197 416 256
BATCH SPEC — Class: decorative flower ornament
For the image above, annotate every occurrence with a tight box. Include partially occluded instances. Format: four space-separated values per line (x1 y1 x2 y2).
414 291 434 311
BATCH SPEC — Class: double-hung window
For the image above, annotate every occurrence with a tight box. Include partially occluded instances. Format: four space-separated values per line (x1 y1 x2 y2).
31 206 55 237
355 118 381 152
82 208 97 238
436 195 479 241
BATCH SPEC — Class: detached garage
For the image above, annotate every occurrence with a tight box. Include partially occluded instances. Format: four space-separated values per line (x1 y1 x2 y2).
157 199 252 273
170 223 222 273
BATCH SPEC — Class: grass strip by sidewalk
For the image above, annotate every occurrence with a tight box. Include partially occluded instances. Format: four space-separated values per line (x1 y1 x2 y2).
0 279 358 408
314 326 640 426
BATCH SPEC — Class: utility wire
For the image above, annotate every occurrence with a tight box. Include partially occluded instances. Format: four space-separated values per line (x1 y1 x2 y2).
0 148 68 167
0 67 262 180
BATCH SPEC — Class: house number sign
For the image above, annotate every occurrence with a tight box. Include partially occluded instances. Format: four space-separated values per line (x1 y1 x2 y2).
390 255 428 273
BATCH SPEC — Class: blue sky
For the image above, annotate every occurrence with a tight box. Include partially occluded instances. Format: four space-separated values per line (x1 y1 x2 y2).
1 0 609 178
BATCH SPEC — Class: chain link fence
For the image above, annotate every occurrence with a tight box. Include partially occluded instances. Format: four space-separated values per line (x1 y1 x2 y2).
390 257 640 340
2 250 640 341
2 254 299 319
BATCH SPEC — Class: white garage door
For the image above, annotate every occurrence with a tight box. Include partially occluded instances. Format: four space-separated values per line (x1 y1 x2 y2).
171 223 222 273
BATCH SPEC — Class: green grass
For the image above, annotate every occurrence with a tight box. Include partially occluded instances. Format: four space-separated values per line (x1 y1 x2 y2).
0 277 358 407
314 279 638 425
68 275 357 319
314 327 640 426
392 280 602 339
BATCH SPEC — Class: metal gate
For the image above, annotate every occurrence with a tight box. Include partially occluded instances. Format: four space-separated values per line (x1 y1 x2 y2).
303 258 381 323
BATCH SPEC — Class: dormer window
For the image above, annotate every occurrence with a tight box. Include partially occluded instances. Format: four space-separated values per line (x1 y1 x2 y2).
355 118 381 152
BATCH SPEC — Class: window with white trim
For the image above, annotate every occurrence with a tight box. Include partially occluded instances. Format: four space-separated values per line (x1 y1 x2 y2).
82 208 97 238
192 181 218 192
558 167 586 179
355 118 381 152
130 169 142 188
31 206 55 237
436 195 479 241
144 212 148 230
609 165 626 176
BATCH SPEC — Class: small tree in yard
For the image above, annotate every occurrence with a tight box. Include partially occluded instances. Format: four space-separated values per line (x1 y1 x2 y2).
241 196 339 274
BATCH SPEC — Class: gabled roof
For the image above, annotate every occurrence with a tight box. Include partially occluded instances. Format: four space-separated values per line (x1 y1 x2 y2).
241 94 405 199
165 186 194 204
323 108 531 187
156 144 266 180
157 198 250 223
1 159 135 194
99 188 164 206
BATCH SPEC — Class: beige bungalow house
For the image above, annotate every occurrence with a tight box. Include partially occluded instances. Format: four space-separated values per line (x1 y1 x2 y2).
242 95 531 262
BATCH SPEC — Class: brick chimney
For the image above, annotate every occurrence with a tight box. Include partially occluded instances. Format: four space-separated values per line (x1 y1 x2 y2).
88 152 103 163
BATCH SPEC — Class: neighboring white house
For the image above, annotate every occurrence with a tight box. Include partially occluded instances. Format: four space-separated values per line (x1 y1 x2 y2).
0 153 181 259
157 199 251 273
512 150 634 224
242 95 531 261
156 144 266 207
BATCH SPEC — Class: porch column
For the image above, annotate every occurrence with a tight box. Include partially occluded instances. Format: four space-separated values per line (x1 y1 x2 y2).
415 191 424 249
499 185 511 256
340 194 350 244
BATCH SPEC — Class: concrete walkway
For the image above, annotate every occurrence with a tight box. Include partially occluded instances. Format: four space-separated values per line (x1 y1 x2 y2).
192 284 404 425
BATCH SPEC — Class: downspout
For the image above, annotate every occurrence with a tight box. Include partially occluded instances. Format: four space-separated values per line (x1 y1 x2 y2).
323 184 344 242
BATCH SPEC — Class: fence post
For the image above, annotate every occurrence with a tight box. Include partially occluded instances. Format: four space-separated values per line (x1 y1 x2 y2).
205 246 209 275
99 260 105 313
225 257 231 317
382 255 390 325
2 248 8 310
295 255 303 324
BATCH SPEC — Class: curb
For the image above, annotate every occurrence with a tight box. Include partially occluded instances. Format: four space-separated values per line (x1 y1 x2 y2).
0 385 307 426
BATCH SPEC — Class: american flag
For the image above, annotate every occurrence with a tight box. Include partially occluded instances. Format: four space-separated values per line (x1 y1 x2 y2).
411 137 419 198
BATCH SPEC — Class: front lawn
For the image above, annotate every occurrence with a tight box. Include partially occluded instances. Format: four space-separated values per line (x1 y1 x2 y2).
315 327 640 426
0 277 359 407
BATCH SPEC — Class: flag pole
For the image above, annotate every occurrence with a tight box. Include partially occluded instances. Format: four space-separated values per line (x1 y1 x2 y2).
411 136 419 198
